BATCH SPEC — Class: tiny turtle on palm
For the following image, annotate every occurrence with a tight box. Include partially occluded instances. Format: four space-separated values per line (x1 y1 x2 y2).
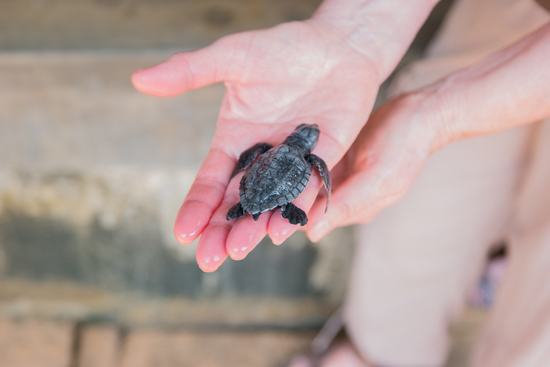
226 123 331 226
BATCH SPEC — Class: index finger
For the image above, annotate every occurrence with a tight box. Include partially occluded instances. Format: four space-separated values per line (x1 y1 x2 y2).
173 148 234 245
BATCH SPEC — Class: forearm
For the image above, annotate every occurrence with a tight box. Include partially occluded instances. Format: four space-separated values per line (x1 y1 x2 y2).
421 22 550 150
312 0 440 81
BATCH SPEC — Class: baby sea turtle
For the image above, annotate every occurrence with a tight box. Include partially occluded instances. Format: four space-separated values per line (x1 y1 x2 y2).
226 123 331 226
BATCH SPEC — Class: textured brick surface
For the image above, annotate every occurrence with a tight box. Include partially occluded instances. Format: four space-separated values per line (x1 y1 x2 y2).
0 317 73 367
0 308 486 367
110 307 485 367
120 330 315 367
78 325 119 367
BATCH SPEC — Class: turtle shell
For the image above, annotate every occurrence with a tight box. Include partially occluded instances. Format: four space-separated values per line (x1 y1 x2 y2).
239 145 311 215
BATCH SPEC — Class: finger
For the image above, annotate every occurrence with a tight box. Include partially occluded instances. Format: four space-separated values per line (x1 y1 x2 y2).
196 203 234 272
196 173 244 271
268 173 323 245
226 210 273 260
132 35 247 97
174 148 235 245
306 173 377 243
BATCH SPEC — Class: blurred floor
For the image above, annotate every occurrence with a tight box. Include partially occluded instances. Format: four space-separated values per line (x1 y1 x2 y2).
0 306 486 367
444 307 488 367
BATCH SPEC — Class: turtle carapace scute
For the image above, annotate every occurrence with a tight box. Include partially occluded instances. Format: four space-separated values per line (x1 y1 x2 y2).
226 123 331 226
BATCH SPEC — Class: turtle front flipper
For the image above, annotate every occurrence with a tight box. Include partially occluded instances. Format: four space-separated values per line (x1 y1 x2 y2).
281 203 308 226
306 154 332 213
231 142 273 179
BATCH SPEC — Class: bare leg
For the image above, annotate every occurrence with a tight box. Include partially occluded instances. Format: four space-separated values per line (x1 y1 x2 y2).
471 120 550 367
344 0 547 365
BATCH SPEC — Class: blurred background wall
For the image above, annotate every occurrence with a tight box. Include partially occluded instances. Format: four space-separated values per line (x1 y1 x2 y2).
0 1 481 366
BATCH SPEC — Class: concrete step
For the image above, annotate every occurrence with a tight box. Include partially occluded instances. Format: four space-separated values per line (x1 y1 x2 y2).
1 0 322 50
0 51 221 170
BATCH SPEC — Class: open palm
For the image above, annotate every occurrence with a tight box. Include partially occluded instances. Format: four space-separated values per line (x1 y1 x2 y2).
132 20 380 271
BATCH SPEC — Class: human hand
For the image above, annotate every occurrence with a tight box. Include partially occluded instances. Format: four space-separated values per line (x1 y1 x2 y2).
306 93 440 241
132 20 380 271
306 21 550 241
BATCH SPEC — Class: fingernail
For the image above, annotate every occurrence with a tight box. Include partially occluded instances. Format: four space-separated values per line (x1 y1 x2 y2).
177 232 195 245
176 233 188 245
230 247 245 260
309 220 330 243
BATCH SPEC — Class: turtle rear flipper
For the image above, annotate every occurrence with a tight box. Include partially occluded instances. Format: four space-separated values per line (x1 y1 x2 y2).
231 142 273 178
281 203 308 226
306 154 332 213
227 203 245 220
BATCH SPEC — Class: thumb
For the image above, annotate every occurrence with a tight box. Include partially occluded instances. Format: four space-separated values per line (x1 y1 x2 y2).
132 35 245 97
306 174 372 242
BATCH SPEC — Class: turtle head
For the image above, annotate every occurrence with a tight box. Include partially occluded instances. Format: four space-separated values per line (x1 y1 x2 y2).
284 123 320 153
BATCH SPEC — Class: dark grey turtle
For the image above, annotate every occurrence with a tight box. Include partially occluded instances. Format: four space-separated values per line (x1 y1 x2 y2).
226 123 331 226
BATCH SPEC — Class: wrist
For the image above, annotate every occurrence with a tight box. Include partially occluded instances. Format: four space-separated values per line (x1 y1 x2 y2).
311 0 440 80
398 89 457 154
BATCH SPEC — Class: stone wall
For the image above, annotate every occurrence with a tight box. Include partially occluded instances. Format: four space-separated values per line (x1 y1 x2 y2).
0 52 356 327
0 0 360 329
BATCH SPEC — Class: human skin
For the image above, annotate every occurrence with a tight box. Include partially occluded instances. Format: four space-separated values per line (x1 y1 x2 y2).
284 20 550 367
306 21 550 242
132 0 439 271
